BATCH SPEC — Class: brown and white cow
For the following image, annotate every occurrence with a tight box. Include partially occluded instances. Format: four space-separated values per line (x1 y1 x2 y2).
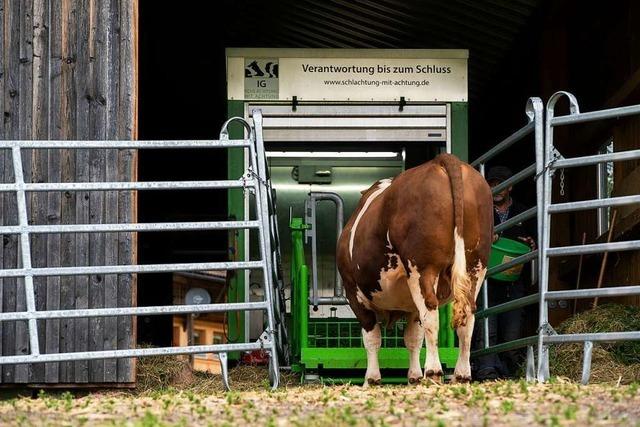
336 153 493 385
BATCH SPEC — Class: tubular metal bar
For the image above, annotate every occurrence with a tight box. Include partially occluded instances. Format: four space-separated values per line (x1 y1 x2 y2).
0 179 253 192
470 122 534 167
0 341 274 365
479 164 489 350
538 92 571 382
474 293 539 320
548 194 640 213
0 301 269 322
544 331 640 344
0 140 252 149
494 207 536 234
0 220 261 234
552 149 640 169
482 279 489 349
487 250 538 276
581 341 593 385
546 240 640 257
11 146 41 355
491 163 536 195
545 285 640 300
550 103 640 127
252 109 281 389
313 296 348 305
471 336 538 358
0 260 265 278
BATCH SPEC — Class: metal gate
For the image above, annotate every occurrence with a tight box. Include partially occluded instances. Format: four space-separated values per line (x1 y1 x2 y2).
471 92 640 384
536 92 640 383
0 110 284 389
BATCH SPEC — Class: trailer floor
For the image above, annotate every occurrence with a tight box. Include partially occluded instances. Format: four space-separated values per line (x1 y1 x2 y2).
0 378 638 426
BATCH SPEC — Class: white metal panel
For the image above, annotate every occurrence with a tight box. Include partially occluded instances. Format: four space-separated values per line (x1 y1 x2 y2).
258 117 446 128
247 103 448 142
263 128 446 142
249 104 447 117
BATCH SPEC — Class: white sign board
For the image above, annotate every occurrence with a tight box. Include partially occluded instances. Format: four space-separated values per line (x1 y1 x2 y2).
227 49 467 102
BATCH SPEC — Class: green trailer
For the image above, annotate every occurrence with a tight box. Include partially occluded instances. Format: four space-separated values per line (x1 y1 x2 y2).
225 48 469 381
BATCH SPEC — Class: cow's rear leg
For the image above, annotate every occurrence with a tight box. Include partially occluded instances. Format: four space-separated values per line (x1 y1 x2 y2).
404 312 423 384
407 263 443 383
362 322 382 386
452 261 487 383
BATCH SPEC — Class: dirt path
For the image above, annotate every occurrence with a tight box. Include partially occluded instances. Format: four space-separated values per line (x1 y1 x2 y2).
0 380 638 426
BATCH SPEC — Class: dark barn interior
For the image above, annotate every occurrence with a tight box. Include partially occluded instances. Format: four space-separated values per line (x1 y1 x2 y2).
137 0 640 345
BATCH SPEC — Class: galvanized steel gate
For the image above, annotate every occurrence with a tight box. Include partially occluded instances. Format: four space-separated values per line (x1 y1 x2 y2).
471 92 640 384
0 110 284 390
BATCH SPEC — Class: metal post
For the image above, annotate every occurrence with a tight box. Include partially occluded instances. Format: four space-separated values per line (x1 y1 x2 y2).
479 163 489 349
581 341 593 385
11 145 41 355
537 92 579 382
252 109 281 389
306 192 346 307
526 345 535 382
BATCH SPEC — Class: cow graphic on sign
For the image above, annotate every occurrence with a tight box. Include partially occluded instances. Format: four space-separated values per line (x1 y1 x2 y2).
244 58 279 100
245 60 279 78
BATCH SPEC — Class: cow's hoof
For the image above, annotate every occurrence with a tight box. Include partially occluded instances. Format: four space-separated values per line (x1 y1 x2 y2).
424 370 444 385
364 377 381 387
451 375 472 384
408 376 422 385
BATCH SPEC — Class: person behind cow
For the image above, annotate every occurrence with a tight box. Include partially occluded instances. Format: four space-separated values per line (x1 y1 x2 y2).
472 166 537 381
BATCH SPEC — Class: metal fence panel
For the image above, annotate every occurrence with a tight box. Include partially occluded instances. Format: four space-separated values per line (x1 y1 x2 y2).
0 112 283 390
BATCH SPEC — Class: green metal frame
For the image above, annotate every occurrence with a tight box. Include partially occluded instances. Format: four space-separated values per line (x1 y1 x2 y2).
289 216 459 378
227 100 468 375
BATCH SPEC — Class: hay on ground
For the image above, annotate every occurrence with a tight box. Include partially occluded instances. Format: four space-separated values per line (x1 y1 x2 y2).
135 352 299 393
550 303 640 383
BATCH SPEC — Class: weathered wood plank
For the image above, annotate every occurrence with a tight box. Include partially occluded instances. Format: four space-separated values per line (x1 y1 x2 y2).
86 0 108 384
103 0 120 382
17 0 34 384
2 0 20 384
31 0 51 384
58 0 78 384
73 0 91 383
46 0 63 384
0 0 6 372
116 0 137 383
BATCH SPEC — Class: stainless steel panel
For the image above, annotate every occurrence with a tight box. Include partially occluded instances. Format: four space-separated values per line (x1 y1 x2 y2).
264 128 446 142
249 104 447 116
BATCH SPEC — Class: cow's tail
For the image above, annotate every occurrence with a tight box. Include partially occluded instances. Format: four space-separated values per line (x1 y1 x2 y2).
438 154 472 329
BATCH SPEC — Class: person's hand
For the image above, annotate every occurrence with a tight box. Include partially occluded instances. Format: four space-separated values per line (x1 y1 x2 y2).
493 233 499 243
518 236 536 250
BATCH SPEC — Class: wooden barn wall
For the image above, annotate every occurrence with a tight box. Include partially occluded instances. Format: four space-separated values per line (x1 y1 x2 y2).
0 0 137 384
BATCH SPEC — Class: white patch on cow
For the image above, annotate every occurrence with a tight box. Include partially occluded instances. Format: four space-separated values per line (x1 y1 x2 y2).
357 264 360 271
404 313 423 382
472 261 487 299
363 324 382 386
405 261 443 378
423 275 442 376
453 314 475 381
385 230 393 250
451 227 472 329
349 179 392 260
454 259 485 382
368 253 414 312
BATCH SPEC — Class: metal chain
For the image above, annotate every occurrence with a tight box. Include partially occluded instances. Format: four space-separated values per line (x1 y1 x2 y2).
559 168 565 196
